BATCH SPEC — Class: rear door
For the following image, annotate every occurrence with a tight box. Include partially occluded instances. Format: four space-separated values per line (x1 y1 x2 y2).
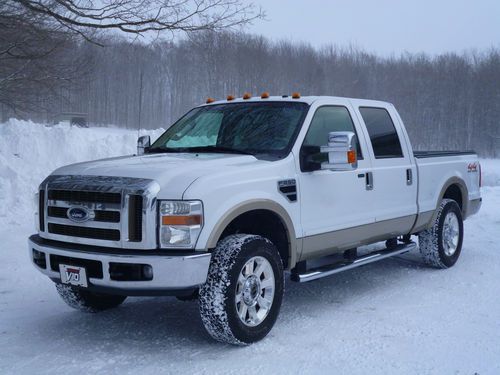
352 102 417 231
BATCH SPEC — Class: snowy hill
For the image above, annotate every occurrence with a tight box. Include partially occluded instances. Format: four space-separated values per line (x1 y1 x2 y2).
0 120 499 374
0 119 164 226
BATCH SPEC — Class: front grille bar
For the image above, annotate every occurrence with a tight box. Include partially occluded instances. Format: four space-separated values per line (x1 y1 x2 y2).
128 195 143 242
48 223 120 241
48 206 120 223
48 189 121 204
39 190 45 231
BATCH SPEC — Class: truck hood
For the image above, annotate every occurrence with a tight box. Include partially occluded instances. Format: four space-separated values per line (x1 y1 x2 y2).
52 153 263 198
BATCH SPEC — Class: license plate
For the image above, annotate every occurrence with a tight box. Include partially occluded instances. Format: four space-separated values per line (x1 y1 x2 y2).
59 264 88 287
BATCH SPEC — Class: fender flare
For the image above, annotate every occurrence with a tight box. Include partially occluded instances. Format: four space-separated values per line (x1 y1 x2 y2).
206 199 299 269
430 176 469 225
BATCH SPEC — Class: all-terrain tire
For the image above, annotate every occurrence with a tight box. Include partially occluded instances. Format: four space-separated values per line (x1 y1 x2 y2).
418 199 464 268
199 234 284 345
56 284 127 312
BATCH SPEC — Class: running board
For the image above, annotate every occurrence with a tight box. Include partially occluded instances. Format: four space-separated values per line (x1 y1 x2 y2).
291 242 417 283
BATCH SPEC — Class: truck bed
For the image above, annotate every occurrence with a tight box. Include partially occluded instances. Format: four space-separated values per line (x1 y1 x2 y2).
414 150 481 223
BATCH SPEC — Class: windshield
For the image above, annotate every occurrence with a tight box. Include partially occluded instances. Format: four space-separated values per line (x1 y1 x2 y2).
149 102 309 159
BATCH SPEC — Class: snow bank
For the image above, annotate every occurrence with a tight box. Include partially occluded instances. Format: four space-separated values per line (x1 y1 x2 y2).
0 119 164 226
479 159 500 187
1 118 499 226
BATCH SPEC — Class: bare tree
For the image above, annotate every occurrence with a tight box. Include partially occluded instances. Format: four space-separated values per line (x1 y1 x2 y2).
0 0 261 115
0 2 92 116
10 0 262 42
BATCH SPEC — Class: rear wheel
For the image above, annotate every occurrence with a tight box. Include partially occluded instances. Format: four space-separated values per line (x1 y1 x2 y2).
199 234 284 345
56 284 127 312
418 199 464 268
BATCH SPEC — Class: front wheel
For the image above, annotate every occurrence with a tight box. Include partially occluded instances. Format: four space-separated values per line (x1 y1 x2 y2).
56 284 127 312
199 234 284 345
418 199 464 268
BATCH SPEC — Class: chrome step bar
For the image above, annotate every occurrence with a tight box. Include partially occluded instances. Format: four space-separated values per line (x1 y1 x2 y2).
292 242 417 283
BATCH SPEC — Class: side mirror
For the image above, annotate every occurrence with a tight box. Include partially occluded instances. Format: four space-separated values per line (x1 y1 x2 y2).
300 145 322 172
320 131 358 171
137 135 151 155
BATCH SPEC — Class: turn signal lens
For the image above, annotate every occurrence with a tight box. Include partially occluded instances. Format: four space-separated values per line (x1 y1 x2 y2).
162 215 202 226
347 150 357 164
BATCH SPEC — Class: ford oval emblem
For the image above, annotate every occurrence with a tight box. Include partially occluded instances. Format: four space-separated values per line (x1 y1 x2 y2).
67 207 94 223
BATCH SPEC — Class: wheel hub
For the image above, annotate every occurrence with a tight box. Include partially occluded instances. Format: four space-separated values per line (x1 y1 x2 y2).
242 275 260 306
442 211 460 256
235 256 275 327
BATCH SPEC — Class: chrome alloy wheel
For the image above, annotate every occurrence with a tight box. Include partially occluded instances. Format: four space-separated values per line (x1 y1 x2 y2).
442 211 460 256
235 256 275 327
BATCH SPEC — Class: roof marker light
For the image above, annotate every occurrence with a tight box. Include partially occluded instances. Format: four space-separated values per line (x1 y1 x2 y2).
261 92 270 99
292 92 301 99
227 95 235 101
243 93 252 100
206 98 215 104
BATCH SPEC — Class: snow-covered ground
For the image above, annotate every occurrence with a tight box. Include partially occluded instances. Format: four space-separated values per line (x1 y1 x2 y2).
0 120 499 374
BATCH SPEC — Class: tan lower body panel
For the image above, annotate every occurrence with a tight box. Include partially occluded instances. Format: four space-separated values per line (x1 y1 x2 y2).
410 210 434 233
300 214 417 261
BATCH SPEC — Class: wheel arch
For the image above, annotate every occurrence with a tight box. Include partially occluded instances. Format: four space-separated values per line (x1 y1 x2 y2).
206 200 299 270
431 177 468 224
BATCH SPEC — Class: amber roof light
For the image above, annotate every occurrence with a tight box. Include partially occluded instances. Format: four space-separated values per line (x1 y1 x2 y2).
292 92 301 99
261 92 270 99
227 95 235 101
242 92 252 100
206 97 215 104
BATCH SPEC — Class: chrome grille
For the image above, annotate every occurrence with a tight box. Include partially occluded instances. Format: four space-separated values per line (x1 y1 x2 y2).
38 175 160 249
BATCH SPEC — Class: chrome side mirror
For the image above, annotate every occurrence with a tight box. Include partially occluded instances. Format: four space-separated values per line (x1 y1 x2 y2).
320 131 358 171
137 135 151 155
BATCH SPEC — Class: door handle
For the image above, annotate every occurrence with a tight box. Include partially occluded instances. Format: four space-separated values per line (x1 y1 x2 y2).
365 172 373 190
406 168 413 185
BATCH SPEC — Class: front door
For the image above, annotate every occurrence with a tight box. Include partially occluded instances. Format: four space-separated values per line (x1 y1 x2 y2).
297 101 376 259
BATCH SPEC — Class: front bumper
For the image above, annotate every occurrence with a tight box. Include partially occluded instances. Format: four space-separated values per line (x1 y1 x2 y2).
28 235 211 296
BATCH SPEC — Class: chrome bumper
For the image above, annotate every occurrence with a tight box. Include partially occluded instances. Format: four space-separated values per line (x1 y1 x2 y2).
28 235 211 294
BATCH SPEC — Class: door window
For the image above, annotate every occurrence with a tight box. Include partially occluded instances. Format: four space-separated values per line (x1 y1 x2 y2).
303 106 363 161
358 107 403 158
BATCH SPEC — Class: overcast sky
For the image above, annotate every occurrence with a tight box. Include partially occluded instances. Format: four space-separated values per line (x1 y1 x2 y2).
248 0 500 56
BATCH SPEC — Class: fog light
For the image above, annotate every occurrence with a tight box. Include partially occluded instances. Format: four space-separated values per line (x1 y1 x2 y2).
32 249 46 269
142 265 153 280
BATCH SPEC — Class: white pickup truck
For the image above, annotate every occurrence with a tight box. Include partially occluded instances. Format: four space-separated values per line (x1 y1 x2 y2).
29 95 482 345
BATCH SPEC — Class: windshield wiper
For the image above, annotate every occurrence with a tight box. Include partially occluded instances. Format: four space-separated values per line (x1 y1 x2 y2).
175 146 255 155
147 145 255 156
146 147 181 154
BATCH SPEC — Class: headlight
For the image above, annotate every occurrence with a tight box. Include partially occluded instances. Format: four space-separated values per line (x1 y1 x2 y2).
159 200 203 249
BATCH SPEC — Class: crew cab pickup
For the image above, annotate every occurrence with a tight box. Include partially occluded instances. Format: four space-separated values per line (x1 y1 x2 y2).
29 95 482 345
